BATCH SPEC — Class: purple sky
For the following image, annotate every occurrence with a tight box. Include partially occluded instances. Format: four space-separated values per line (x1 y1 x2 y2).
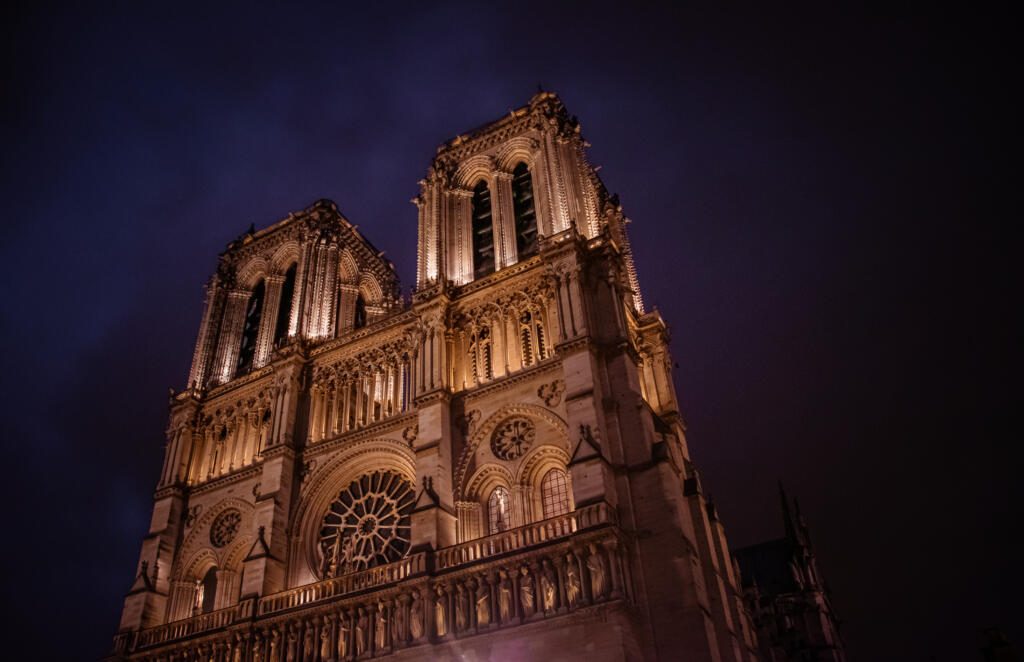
0 3 1015 660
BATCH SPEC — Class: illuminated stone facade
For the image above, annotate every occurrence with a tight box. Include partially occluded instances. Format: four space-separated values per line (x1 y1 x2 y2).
109 92 759 661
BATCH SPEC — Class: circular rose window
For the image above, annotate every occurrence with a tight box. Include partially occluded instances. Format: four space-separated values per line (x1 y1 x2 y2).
491 417 535 460
317 470 414 578
210 509 241 548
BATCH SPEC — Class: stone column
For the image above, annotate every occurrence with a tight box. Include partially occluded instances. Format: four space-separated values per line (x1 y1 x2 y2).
254 274 285 369
492 170 517 269
211 289 251 385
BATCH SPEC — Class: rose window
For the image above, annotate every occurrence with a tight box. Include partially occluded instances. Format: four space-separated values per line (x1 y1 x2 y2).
491 417 535 460
210 509 241 548
317 470 414 578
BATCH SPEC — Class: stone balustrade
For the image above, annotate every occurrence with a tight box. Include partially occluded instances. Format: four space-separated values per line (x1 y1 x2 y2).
120 504 625 661
436 501 614 569
256 552 428 616
135 599 254 648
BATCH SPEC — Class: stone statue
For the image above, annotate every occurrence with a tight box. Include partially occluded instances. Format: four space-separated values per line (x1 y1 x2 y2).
476 578 491 625
338 614 350 659
285 625 298 662
394 596 407 644
587 544 607 599
251 633 263 662
455 583 468 631
302 621 314 660
410 591 424 639
434 585 448 636
519 566 535 615
320 620 331 660
498 570 513 622
268 630 280 662
355 607 368 656
375 601 388 650
565 554 582 608
540 561 557 612
232 633 243 662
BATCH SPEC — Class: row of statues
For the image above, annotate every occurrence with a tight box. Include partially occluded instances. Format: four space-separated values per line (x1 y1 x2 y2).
141 543 612 662
435 542 609 637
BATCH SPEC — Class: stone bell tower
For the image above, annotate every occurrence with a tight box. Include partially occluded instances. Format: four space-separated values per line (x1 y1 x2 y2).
109 92 759 662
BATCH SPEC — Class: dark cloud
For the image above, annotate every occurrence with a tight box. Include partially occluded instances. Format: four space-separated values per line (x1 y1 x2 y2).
0 2 1015 659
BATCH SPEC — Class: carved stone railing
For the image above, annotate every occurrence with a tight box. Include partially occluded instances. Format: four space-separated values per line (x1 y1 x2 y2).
135 598 254 648
257 551 429 616
121 504 625 660
436 501 615 570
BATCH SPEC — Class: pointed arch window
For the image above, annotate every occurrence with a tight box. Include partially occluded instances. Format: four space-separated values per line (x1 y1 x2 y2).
541 468 571 519
273 263 297 347
512 162 538 259
519 310 547 367
488 486 510 534
471 180 495 279
354 294 367 329
198 567 218 614
236 280 265 375
470 326 493 383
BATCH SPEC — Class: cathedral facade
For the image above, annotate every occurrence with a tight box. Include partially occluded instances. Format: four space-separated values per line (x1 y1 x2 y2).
109 92 759 661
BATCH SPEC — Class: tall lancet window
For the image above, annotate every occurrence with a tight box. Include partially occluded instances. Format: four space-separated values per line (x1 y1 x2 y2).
512 162 538 259
236 280 265 375
273 263 297 347
471 180 495 279
198 567 218 614
488 486 510 535
354 294 367 329
541 468 571 518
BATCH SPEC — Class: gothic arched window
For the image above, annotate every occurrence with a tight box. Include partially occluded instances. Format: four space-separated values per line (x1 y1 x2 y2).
512 162 538 259
199 566 218 614
488 486 510 535
540 468 571 519
471 180 495 279
354 294 367 329
470 326 493 383
236 280 265 375
273 263 297 347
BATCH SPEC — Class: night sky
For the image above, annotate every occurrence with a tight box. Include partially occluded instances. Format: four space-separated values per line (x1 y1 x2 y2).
0 3 1015 660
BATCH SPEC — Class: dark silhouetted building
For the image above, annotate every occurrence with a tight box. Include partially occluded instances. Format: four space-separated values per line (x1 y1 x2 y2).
733 487 845 662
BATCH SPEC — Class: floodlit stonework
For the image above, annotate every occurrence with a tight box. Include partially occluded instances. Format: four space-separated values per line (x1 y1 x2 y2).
109 92 760 661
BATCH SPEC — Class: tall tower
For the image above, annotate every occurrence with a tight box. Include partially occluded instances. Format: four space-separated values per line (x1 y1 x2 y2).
109 92 758 661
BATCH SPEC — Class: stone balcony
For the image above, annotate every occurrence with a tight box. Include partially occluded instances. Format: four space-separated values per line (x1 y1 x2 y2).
112 502 632 661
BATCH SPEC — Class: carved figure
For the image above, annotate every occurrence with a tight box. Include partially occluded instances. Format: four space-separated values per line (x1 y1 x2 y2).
455 583 468 630
320 621 331 660
519 566 535 615
498 570 513 622
355 607 368 656
476 578 491 625
285 625 298 662
268 630 279 662
232 633 244 662
375 601 388 650
410 591 424 639
251 633 263 662
587 544 608 599
434 586 448 636
565 554 582 608
394 596 407 644
541 561 557 611
303 621 314 659
338 614 350 659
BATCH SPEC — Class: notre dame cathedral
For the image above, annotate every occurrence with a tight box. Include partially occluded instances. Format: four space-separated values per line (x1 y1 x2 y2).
108 92 765 661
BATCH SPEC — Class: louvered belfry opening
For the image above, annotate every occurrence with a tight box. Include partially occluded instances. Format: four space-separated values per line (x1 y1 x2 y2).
236 279 265 375
471 180 495 279
512 162 538 259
